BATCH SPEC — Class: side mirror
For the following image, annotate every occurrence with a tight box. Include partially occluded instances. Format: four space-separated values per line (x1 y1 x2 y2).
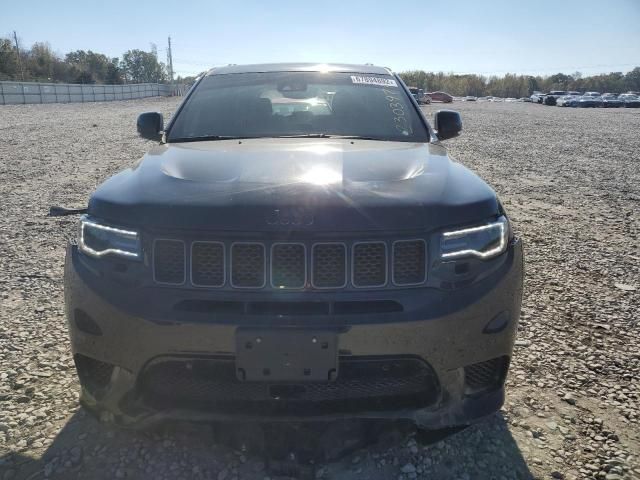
137 112 164 141
434 110 462 140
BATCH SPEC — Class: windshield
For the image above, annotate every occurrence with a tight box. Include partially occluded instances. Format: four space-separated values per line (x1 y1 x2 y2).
167 72 429 142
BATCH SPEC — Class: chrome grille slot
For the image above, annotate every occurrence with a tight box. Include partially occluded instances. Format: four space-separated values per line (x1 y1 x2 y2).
153 239 185 284
352 242 387 287
191 242 225 287
312 243 347 288
271 243 306 289
393 239 427 285
231 243 266 288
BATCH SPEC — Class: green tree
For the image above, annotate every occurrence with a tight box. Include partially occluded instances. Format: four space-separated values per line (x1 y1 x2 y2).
26 42 58 81
625 67 640 91
121 49 167 83
0 38 19 79
105 58 123 84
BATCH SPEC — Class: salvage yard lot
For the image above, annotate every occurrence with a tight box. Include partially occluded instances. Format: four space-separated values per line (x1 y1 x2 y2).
0 98 638 479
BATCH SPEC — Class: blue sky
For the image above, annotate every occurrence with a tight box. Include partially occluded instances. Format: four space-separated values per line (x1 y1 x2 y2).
3 0 639 78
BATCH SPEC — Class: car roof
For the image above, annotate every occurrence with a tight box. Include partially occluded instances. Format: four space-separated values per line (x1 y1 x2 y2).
205 63 393 76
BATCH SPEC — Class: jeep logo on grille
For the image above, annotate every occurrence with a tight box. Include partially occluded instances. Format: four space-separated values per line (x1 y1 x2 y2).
266 208 314 226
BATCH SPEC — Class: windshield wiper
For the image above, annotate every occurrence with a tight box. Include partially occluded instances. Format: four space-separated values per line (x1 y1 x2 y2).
169 135 253 143
271 134 383 140
171 134 392 142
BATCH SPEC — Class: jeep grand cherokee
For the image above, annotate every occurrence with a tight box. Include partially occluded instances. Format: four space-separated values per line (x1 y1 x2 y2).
64 63 524 427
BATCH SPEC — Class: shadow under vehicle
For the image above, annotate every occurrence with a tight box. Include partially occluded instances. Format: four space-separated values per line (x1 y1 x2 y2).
0 410 534 479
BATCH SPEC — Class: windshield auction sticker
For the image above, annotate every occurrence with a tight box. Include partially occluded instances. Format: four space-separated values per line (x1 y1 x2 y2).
350 76 398 87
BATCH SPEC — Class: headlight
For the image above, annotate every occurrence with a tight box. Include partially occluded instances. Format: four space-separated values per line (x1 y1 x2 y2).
440 216 509 260
78 216 141 259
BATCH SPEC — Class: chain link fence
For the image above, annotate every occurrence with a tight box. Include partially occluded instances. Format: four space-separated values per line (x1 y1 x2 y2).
0 81 186 105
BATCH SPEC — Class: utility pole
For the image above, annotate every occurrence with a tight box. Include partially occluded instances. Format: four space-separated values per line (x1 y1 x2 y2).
166 36 174 84
13 31 25 81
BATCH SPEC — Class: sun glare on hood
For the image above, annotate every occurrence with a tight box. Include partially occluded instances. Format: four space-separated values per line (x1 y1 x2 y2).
298 165 342 185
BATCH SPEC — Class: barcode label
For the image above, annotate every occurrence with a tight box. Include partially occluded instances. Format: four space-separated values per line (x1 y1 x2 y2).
350 76 398 87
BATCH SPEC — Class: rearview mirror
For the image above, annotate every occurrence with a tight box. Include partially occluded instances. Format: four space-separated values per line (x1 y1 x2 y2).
137 112 164 141
434 110 462 140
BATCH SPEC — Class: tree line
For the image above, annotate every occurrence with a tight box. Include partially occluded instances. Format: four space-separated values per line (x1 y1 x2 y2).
399 69 640 97
0 37 169 84
2 36 639 92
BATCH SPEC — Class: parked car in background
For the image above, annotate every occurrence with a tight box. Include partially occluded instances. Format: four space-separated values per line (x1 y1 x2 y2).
620 94 640 108
530 92 545 103
556 95 578 107
408 87 431 105
543 91 567 106
583 91 601 97
602 96 624 108
520 97 532 102
427 91 453 103
463 96 477 101
505 98 517 102
568 91 582 96
578 95 603 108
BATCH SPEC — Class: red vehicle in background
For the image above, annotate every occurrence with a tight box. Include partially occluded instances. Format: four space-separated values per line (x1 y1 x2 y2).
427 91 454 103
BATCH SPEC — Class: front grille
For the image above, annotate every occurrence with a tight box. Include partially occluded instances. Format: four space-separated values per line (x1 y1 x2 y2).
152 237 427 290
139 357 439 415
464 356 509 393
231 243 265 288
271 243 306 288
352 242 387 287
192 242 225 286
153 240 185 284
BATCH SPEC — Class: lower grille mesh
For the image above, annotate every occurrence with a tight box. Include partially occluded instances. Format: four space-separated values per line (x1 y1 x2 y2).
139 357 439 415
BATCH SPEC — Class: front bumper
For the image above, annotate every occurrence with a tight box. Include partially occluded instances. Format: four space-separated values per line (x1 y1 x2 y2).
64 238 524 428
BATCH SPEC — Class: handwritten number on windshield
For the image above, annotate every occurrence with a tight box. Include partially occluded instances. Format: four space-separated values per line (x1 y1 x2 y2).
383 89 413 135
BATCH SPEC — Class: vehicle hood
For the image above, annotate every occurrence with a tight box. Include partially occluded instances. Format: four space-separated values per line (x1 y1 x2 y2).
89 138 499 232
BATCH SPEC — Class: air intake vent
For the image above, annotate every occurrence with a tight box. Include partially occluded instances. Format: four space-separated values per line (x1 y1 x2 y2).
464 356 509 394
393 239 427 285
191 242 225 286
271 243 306 289
231 243 266 288
352 242 387 287
153 240 185 284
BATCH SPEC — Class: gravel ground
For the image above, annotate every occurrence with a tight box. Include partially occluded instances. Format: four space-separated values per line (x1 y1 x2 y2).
0 98 638 480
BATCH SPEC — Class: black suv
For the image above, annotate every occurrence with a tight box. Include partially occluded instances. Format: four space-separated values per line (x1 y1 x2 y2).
65 63 524 427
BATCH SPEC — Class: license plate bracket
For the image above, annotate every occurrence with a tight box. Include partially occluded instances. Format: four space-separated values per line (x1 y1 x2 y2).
235 329 338 382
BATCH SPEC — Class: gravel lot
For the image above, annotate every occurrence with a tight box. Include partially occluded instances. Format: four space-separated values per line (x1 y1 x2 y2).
0 98 638 480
